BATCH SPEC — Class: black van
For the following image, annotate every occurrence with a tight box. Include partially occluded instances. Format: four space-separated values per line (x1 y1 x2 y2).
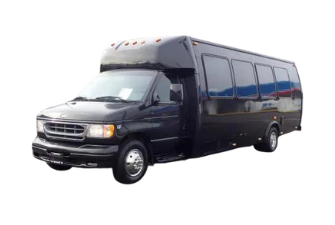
32 36 302 184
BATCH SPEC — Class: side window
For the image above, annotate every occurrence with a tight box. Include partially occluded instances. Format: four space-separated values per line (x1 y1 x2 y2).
288 67 302 99
255 64 276 98
288 67 301 91
155 73 178 102
232 60 258 98
203 55 234 97
274 67 291 98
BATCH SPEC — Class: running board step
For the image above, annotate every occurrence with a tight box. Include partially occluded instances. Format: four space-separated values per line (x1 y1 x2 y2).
155 154 186 163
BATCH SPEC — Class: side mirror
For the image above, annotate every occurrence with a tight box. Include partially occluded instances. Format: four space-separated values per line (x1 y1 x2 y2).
152 92 160 105
170 84 184 102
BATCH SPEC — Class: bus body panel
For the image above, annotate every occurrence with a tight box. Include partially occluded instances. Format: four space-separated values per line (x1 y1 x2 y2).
191 39 302 156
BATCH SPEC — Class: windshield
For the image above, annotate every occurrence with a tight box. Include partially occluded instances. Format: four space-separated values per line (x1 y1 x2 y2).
78 70 157 101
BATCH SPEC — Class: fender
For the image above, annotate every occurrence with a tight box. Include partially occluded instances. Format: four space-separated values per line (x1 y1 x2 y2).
264 121 281 138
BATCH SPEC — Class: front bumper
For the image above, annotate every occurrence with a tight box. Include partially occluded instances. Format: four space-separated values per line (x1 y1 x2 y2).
32 137 118 168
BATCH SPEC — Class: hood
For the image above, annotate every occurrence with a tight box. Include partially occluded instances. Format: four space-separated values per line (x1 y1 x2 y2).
37 101 140 122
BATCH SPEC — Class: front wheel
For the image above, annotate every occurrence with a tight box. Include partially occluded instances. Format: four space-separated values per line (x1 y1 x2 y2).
47 163 72 171
254 127 278 152
113 139 148 184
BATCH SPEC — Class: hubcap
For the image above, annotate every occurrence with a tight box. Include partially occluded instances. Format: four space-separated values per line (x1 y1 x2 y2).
125 149 144 177
270 132 277 149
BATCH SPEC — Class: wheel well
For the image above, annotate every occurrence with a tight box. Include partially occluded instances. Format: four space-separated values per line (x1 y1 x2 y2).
120 133 154 165
271 123 280 134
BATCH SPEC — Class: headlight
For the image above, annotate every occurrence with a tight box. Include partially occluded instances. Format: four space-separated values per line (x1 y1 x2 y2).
87 124 115 138
36 120 45 133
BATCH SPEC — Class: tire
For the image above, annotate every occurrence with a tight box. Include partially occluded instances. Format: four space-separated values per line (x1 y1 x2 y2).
113 139 148 184
47 163 72 171
254 127 278 152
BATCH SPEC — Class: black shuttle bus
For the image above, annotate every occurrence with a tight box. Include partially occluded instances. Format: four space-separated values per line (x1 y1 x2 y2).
32 36 303 184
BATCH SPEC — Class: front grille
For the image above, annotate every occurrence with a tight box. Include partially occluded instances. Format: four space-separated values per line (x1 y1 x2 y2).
44 122 87 142
46 123 85 134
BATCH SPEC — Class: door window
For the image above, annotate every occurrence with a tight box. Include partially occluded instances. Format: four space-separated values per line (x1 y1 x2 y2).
155 73 179 102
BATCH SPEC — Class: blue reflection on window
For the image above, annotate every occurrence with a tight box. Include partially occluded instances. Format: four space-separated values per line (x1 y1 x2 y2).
203 56 234 98
256 65 276 98
232 60 258 98
274 67 291 97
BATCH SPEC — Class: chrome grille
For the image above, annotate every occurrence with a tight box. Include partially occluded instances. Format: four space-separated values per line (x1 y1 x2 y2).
44 122 88 142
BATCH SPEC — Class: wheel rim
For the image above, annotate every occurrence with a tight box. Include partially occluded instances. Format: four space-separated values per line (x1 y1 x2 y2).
270 132 277 149
124 149 144 177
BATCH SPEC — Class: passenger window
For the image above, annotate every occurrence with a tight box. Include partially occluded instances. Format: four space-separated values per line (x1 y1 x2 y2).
274 67 291 98
155 73 178 102
255 64 276 98
288 67 302 99
289 69 301 91
232 60 258 98
203 55 234 97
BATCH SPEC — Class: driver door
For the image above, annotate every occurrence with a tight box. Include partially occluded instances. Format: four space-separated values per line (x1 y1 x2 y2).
148 72 187 156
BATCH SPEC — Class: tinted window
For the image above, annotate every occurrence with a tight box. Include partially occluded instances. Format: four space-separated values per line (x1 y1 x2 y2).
232 60 258 98
155 73 178 102
203 56 234 97
256 65 276 98
289 68 301 91
274 67 291 97
288 66 302 99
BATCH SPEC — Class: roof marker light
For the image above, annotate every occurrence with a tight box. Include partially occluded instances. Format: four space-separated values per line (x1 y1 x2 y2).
141 40 145 44
193 42 198 46
133 41 137 45
125 42 129 46
156 38 161 43
111 43 115 46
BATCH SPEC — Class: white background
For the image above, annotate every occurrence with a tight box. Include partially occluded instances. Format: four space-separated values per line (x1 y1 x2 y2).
0 0 334 224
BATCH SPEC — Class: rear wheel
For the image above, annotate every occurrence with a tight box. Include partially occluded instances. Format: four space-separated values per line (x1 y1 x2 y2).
254 127 278 152
113 139 148 184
47 163 72 171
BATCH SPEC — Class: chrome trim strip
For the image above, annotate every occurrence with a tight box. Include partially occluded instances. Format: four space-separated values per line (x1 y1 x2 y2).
33 146 47 151
151 137 179 143
146 115 180 120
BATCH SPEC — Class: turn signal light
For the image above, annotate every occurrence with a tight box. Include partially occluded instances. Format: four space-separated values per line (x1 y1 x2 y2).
104 124 115 138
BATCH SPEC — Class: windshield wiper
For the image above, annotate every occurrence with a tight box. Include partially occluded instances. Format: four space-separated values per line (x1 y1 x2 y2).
95 96 130 103
72 96 89 101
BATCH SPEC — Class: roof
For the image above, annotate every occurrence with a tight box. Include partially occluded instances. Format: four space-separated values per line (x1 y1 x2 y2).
191 37 294 64
100 35 294 72
100 35 197 70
